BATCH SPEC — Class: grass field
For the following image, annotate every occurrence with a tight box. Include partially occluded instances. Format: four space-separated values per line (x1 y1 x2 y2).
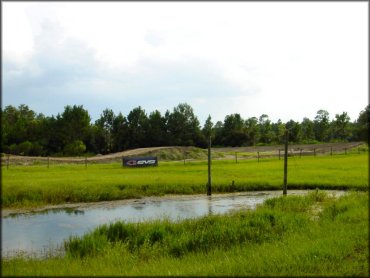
2 191 368 276
1 152 368 209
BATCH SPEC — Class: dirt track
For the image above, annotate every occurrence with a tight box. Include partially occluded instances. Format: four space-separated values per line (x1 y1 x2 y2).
1 142 365 165
1 146 190 165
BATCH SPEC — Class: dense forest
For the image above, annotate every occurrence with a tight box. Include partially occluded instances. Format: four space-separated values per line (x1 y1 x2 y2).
1 103 369 156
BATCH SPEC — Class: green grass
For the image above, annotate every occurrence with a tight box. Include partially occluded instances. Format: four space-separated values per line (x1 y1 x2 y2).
2 191 368 276
1 153 368 208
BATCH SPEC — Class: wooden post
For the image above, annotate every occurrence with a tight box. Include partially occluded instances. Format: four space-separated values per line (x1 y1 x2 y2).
283 130 288 195
299 149 302 158
314 148 316 157
207 136 212 196
257 152 260 162
183 148 186 165
85 156 87 168
7 154 10 169
235 152 237 164
330 147 333 156
47 156 50 168
278 149 281 160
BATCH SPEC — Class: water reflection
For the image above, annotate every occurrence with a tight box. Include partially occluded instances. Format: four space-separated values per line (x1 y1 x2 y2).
207 196 213 215
2 190 344 258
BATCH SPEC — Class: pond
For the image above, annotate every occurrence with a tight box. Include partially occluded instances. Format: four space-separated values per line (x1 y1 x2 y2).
2 190 344 258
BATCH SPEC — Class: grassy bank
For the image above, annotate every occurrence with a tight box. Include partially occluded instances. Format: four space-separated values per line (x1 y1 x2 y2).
2 191 368 276
1 153 368 208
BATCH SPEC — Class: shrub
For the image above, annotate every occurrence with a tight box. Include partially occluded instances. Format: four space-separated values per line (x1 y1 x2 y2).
63 140 86 156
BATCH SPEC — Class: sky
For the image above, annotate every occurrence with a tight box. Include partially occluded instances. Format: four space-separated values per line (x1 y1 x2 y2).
2 2 368 125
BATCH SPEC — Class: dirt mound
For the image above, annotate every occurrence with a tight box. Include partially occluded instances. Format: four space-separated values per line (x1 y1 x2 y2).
1 142 366 166
1 146 197 165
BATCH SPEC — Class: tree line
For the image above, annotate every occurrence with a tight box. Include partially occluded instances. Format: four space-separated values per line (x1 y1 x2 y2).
1 103 369 156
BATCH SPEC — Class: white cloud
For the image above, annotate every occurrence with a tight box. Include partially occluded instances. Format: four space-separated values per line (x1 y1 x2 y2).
2 2 368 124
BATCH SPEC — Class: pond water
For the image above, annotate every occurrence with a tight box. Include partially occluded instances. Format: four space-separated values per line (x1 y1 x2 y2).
2 190 344 258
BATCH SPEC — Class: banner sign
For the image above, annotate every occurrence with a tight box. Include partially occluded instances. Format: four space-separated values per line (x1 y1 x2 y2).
123 156 158 167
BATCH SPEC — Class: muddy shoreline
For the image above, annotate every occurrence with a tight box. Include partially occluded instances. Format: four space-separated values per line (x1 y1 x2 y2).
2 190 346 218
2 192 256 217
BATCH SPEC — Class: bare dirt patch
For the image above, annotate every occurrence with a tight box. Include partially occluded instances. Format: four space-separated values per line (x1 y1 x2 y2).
1 142 365 166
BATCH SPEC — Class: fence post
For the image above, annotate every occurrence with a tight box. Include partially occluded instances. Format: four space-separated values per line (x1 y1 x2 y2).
279 149 281 160
314 148 316 157
235 152 237 164
85 156 87 168
257 152 260 162
183 148 186 165
331 147 333 156
299 148 302 158
207 136 212 196
344 148 347 155
283 130 288 195
7 154 10 169
47 156 50 168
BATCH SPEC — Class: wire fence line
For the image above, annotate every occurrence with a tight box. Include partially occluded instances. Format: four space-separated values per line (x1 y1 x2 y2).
1 142 367 167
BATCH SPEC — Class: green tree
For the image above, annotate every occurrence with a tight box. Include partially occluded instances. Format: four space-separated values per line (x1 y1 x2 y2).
300 117 315 143
127 106 149 148
245 117 259 146
63 140 86 156
258 114 274 144
59 105 91 148
331 112 352 141
222 113 247 146
271 119 285 144
111 113 129 152
43 116 64 154
167 103 202 146
213 121 224 146
202 115 214 139
285 120 302 143
1 105 36 146
146 110 167 147
95 109 115 153
353 105 369 142
314 110 330 142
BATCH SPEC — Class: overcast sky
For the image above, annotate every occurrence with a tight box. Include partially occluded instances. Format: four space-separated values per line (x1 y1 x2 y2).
3 2 368 125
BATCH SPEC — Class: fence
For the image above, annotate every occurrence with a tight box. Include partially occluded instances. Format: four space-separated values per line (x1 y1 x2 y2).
1 142 367 168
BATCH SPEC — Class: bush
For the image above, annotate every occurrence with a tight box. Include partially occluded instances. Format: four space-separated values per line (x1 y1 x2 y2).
63 140 86 156
29 142 44 156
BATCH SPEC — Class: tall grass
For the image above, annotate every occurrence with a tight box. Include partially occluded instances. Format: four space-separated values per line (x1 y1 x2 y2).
2 191 368 276
2 153 368 208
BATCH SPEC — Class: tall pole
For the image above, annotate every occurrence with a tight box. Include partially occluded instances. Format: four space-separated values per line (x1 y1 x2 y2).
207 135 212 196
283 130 288 195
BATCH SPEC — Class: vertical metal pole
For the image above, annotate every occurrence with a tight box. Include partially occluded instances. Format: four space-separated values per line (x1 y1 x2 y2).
283 130 288 195
207 136 212 196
